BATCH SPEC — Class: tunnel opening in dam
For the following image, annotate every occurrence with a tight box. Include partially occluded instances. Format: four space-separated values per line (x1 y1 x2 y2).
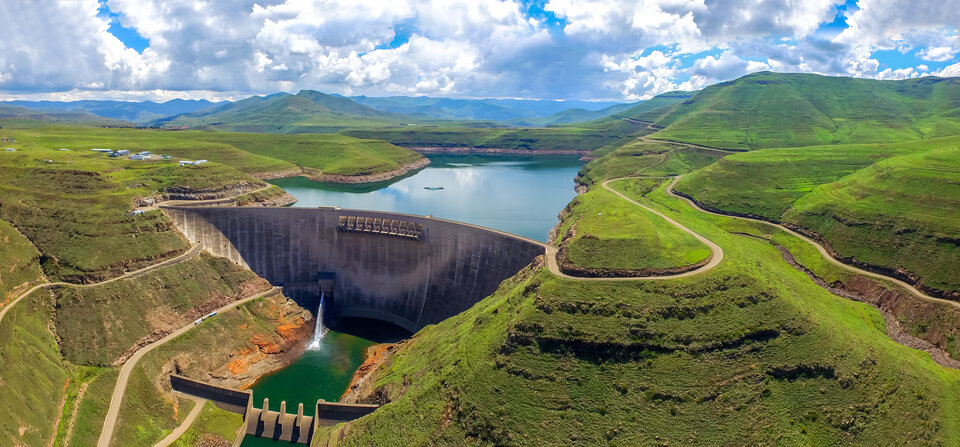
162 206 546 334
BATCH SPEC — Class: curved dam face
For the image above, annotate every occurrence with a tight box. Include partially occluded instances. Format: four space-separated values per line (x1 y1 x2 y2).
162 206 545 332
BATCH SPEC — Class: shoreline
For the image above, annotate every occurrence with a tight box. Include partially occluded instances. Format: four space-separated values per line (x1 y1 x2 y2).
407 146 591 156
254 157 432 184
311 157 431 184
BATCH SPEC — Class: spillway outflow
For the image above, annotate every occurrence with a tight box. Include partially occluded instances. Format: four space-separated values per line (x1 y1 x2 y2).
308 292 327 350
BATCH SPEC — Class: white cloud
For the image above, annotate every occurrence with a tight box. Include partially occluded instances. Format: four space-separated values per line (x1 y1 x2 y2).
0 0 957 101
935 62 960 77
918 46 958 62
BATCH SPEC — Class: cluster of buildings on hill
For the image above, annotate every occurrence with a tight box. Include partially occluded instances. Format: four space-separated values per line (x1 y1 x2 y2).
89 148 206 165
5 146 210 168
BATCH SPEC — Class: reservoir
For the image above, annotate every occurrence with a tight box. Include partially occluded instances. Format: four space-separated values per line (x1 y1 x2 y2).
266 154 585 242
241 155 582 445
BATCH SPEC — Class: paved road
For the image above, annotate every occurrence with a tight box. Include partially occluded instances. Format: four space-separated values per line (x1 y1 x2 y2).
96 286 280 447
153 395 207 447
0 244 202 328
544 177 724 281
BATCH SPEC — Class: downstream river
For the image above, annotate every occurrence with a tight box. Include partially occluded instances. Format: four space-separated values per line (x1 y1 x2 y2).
240 155 583 445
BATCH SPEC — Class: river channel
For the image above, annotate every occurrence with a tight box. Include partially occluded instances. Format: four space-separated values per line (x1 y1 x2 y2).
240 154 583 445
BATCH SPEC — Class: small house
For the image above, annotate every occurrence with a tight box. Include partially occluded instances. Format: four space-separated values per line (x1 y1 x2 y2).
195 159 208 164
115 150 130 156
59 148 70 151
128 210 146 216
4 148 15 152
91 148 112 153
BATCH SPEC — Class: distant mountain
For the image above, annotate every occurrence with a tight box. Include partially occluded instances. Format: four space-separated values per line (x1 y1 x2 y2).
347 95 626 122
151 90 413 133
0 103 127 124
505 102 639 126
638 72 960 150
3 99 221 124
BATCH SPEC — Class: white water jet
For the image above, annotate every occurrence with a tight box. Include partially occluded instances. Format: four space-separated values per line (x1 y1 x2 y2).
307 291 328 350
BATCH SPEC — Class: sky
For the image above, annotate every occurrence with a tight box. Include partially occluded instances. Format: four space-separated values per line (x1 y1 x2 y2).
0 0 958 102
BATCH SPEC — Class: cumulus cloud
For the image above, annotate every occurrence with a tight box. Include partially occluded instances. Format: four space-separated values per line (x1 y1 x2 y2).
0 0 957 101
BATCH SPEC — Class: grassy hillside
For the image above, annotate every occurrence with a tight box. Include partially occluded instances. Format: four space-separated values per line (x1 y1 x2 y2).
8 122 424 179
342 119 651 153
676 136 960 296
648 72 960 150
0 219 44 305
0 289 71 447
320 179 960 446
55 254 270 366
578 138 728 185
187 132 424 177
784 146 960 296
554 182 711 273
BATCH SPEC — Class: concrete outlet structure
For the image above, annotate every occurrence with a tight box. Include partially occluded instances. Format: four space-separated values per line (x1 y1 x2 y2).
162 206 546 332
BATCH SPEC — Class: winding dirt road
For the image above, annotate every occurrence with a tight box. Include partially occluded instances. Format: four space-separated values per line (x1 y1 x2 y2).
0 244 203 328
153 396 207 447
543 178 724 281
660 176 960 312
96 286 281 447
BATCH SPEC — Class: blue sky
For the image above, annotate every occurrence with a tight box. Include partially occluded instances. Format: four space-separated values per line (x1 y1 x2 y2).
0 0 958 101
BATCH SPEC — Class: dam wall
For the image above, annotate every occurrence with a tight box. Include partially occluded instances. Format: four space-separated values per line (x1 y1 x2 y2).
162 206 545 332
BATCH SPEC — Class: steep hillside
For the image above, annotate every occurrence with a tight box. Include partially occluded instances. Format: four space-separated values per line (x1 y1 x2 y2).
649 72 960 150
676 136 960 298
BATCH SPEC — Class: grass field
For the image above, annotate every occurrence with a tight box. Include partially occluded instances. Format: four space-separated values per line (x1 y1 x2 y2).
4 122 425 179
320 179 960 446
554 182 710 272
188 132 424 176
676 136 960 295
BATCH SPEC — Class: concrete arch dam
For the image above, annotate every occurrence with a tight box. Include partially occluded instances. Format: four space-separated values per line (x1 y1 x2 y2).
162 206 546 332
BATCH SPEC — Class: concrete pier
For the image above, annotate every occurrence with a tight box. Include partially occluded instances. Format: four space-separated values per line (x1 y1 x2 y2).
163 206 545 332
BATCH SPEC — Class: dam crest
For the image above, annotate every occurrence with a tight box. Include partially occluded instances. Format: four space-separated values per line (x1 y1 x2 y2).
162 206 546 332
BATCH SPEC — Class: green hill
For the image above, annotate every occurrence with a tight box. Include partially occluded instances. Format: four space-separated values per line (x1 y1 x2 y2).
320 172 960 446
675 136 960 298
646 72 960 150
152 90 411 133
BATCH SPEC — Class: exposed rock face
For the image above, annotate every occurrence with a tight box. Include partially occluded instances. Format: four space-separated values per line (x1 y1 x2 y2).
340 343 401 405
252 168 305 180
163 182 266 200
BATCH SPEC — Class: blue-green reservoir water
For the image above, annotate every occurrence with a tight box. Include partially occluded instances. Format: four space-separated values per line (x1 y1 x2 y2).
240 155 582 445
267 154 585 242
